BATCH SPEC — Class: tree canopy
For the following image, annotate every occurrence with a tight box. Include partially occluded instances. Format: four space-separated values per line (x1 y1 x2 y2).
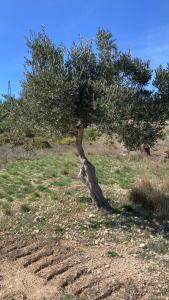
19 28 159 144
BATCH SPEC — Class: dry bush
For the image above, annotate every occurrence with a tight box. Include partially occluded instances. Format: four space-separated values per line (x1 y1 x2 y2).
0 133 10 145
164 148 169 159
24 139 51 151
129 174 169 220
58 136 75 145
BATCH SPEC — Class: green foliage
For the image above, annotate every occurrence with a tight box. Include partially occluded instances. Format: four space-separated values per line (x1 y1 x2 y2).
58 136 75 145
153 64 169 122
107 250 119 257
6 27 164 151
1 26 168 160
84 127 100 141
0 100 10 134
99 85 164 150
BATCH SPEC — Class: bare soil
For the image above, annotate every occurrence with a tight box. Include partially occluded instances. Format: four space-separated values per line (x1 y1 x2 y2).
0 233 168 300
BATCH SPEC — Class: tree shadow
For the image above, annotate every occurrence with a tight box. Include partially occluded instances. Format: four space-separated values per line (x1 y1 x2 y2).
91 198 169 240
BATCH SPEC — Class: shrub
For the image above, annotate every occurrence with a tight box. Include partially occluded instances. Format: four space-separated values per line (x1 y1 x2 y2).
129 177 169 219
84 127 100 142
24 138 51 150
164 148 169 159
58 136 75 145
0 200 11 215
0 134 10 145
20 203 31 212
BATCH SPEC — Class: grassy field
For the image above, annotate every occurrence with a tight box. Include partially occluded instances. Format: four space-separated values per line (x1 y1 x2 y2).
1 145 169 299
0 149 169 238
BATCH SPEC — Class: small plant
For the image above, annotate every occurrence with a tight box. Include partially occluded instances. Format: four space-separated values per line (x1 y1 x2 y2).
20 203 31 212
60 168 69 175
54 224 65 234
148 241 169 255
120 203 133 212
32 191 40 198
162 285 169 295
4 207 12 215
107 250 119 257
0 200 11 215
60 293 86 300
37 185 49 192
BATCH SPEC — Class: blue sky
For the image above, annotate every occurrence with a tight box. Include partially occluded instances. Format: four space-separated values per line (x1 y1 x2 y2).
1 0 169 97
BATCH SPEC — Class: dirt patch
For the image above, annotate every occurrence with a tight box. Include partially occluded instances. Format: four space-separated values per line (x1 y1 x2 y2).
0 234 164 300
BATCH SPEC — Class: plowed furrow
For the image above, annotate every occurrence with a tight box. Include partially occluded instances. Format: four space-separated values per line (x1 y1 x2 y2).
59 266 90 288
34 252 75 274
0 241 8 250
70 275 101 296
39 256 83 281
91 281 123 300
0 237 20 250
1 291 27 300
1 244 19 254
123 282 141 300
9 243 41 260
0 240 28 255
23 249 54 267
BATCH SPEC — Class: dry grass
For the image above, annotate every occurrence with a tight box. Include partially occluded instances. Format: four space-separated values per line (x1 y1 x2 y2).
129 174 169 220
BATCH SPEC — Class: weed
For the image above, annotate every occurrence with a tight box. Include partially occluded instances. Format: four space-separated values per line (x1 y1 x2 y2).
37 185 49 192
49 179 71 187
60 292 86 300
162 285 169 295
119 203 133 212
60 169 69 175
129 176 169 219
107 250 119 257
0 200 12 215
58 136 75 145
54 224 65 235
32 191 40 198
147 241 169 255
20 203 31 213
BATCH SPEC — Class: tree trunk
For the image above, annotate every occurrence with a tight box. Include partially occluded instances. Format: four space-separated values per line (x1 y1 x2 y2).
76 128 112 211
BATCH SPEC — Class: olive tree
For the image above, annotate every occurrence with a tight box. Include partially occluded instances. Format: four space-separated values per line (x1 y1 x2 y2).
153 64 169 120
104 88 165 152
100 52 166 152
18 28 158 210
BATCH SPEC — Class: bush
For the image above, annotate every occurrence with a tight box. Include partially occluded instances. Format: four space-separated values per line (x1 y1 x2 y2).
58 136 75 145
0 134 10 145
24 138 51 150
129 177 169 219
164 148 169 159
84 127 100 142
20 203 31 212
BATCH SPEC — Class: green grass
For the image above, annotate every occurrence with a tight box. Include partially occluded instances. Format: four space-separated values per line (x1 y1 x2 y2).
1 152 169 237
